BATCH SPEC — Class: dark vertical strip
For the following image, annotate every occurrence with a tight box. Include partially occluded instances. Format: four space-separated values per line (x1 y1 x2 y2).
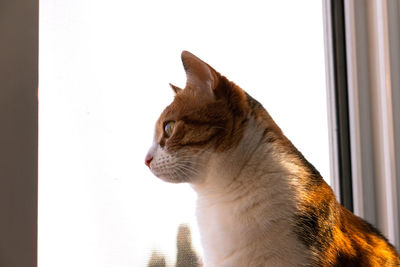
330 0 353 211
0 0 38 266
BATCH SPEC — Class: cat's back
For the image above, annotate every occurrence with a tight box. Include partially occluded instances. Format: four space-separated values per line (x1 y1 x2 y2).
322 206 400 267
293 179 400 267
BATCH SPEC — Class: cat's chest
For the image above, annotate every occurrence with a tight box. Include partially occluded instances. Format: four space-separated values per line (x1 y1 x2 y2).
195 197 310 267
196 200 249 266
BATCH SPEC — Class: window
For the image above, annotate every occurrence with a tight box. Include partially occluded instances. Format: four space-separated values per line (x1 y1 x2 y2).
38 1 329 266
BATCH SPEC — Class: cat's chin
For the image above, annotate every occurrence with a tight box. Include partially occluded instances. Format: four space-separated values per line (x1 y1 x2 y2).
152 171 190 184
160 177 191 184
158 177 187 184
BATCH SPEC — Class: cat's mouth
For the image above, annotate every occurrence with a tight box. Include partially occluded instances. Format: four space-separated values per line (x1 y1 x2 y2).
145 142 205 184
147 154 198 184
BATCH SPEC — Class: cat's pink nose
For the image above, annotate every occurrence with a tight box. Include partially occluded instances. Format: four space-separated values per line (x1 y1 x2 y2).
145 153 153 167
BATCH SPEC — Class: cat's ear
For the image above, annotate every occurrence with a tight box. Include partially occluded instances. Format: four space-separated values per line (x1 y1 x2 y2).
169 83 183 95
181 51 218 99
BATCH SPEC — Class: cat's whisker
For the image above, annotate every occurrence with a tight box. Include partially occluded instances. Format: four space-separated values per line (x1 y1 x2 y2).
175 168 192 181
174 159 203 165
180 165 199 174
171 152 212 159
171 169 182 181
175 165 199 176
175 163 196 173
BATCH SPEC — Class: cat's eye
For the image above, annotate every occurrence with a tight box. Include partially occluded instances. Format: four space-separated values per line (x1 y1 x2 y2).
164 121 175 137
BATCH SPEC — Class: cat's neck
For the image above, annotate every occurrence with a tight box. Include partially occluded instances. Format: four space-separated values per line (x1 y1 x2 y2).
191 118 310 266
191 117 300 198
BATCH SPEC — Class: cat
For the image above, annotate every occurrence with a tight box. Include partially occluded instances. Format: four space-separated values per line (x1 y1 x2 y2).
145 51 400 267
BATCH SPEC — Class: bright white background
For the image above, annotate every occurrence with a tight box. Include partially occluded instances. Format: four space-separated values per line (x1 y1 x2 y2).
39 1 328 266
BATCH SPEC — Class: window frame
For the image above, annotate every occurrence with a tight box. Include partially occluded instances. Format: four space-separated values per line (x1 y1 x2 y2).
324 0 400 248
342 0 400 248
323 0 354 211
0 0 39 266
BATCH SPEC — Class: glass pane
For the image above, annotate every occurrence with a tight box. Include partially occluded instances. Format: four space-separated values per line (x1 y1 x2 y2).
39 1 329 266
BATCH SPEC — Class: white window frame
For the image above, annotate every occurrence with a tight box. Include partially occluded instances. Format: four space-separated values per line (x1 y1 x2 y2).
324 0 400 248
344 0 400 248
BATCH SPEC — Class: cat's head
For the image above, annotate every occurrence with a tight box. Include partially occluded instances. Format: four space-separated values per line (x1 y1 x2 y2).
145 51 251 184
